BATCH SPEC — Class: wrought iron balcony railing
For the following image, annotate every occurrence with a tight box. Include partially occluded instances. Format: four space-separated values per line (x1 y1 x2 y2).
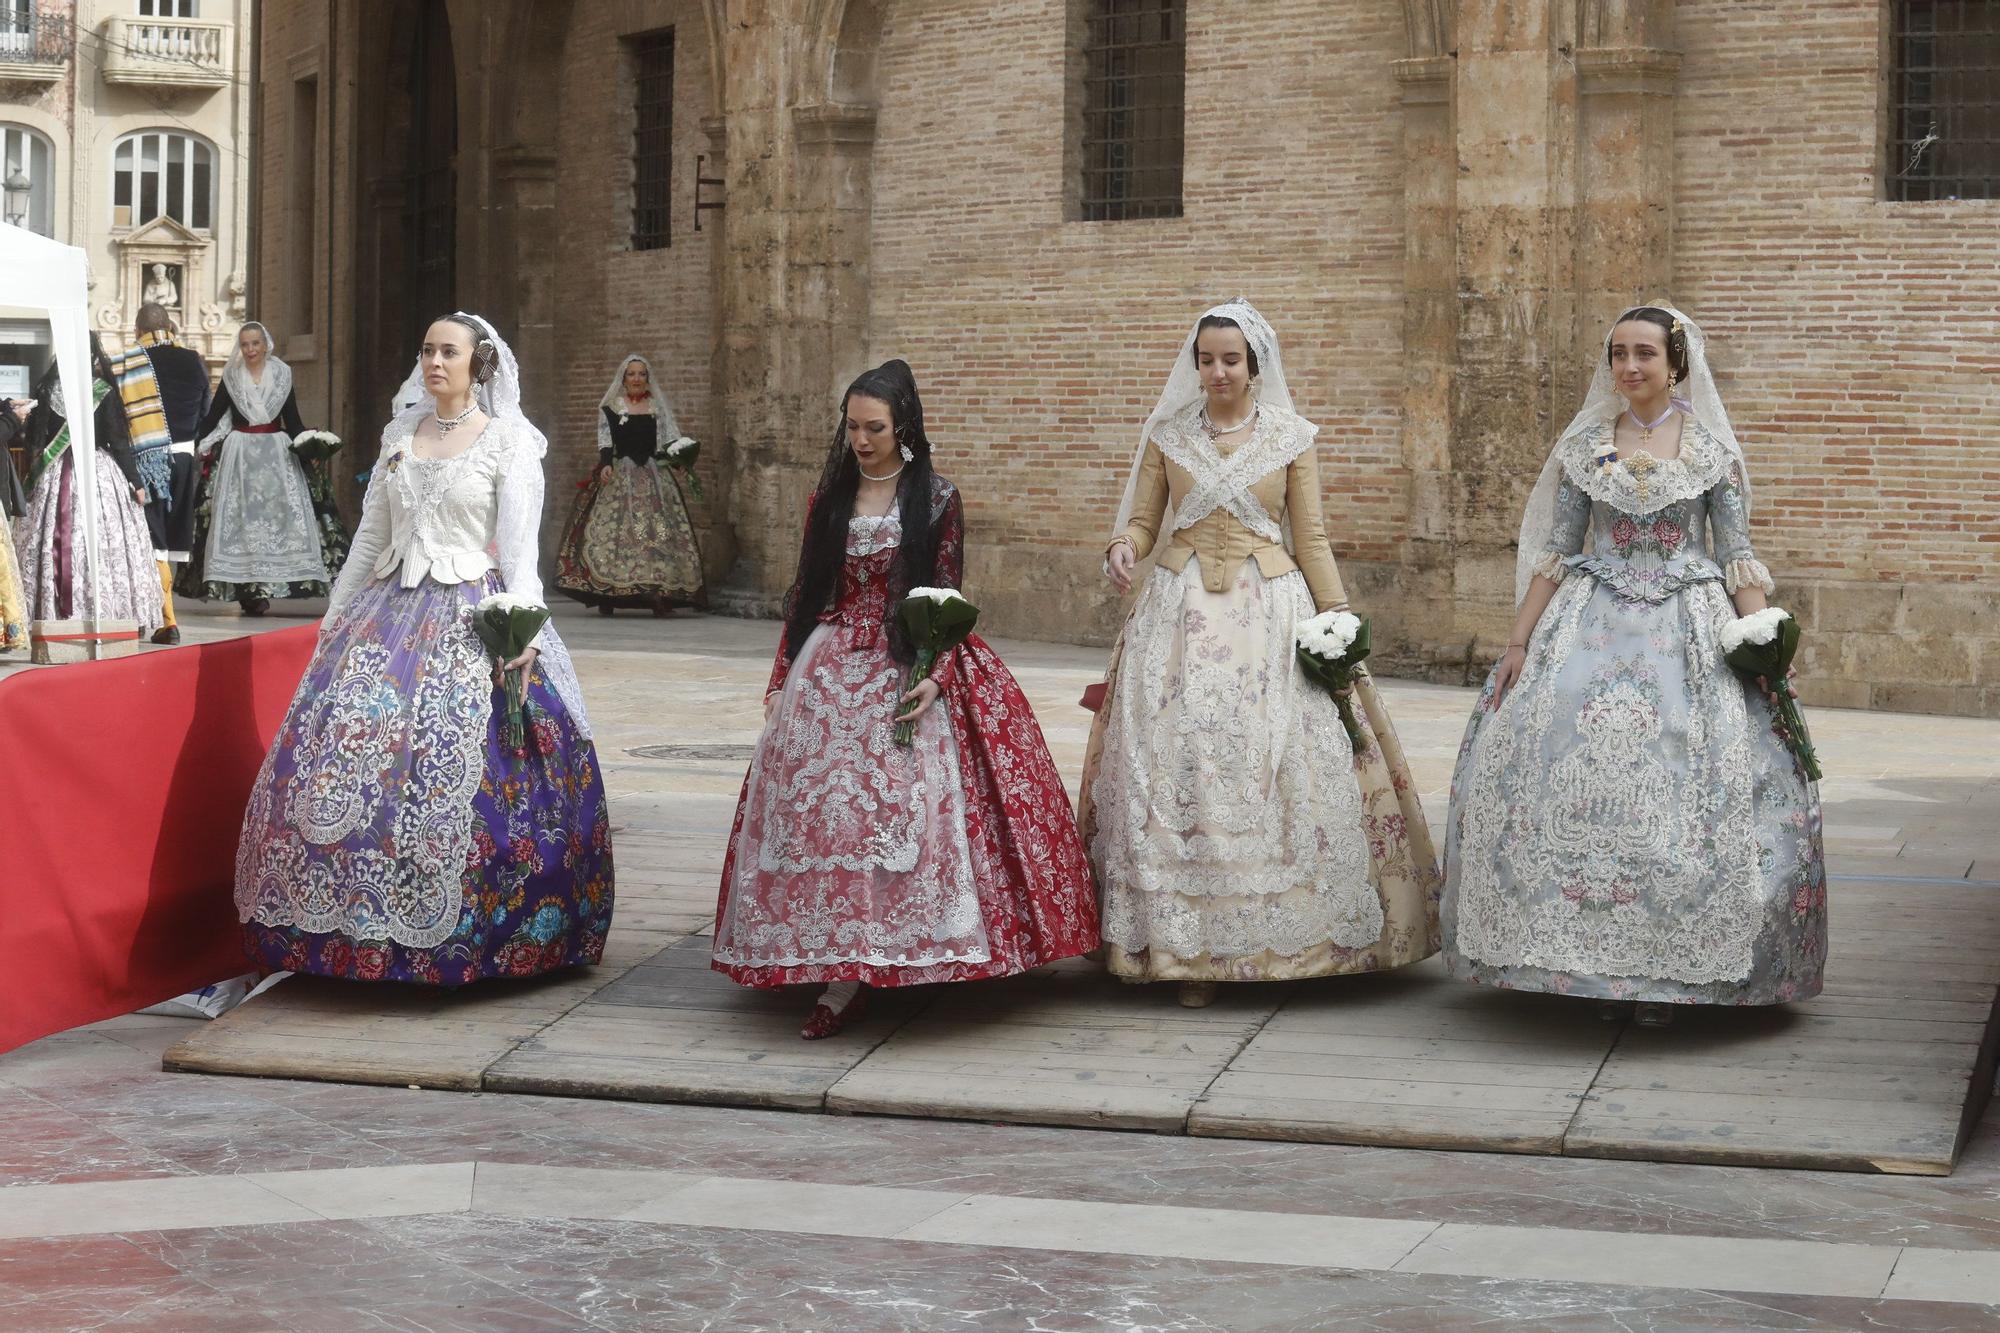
0 12 73 81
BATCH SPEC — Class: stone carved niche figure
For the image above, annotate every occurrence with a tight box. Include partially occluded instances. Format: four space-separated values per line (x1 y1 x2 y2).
143 263 180 311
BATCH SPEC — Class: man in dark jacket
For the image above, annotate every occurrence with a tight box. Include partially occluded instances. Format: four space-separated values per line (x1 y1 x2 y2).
133 304 211 643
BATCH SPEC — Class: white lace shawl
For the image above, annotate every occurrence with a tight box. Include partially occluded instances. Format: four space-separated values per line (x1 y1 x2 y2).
597 353 682 457
199 321 293 450
328 413 592 738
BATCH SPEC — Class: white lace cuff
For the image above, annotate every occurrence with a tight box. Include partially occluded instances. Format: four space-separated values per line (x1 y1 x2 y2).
1528 550 1570 585
1723 557 1775 596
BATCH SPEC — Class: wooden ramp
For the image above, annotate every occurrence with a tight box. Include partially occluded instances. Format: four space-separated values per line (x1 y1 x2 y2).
165 877 2000 1175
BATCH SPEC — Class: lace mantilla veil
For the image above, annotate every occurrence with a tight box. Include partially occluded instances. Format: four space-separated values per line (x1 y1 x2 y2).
1515 304 1752 603
198 320 293 453
380 311 594 737
1109 297 1299 547
598 353 684 453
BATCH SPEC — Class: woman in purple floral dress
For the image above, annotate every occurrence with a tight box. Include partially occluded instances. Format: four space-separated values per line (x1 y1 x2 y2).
235 313 613 985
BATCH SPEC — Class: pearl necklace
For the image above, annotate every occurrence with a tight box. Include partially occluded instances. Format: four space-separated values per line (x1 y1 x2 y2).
435 400 479 434
859 462 905 484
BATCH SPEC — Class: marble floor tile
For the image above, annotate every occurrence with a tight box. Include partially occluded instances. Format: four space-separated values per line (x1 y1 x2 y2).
473 1161 707 1220
903 1193 1439 1272
0 1173 317 1239
1883 1245 2000 1306
621 1175 970 1238
242 1160 477 1221
1395 1221 1902 1300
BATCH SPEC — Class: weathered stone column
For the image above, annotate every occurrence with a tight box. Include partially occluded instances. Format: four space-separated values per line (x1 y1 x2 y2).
1569 2 1679 406
1448 1 1573 646
1392 47 1457 662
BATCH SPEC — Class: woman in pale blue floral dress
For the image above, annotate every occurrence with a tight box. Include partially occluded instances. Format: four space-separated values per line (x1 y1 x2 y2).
1443 306 1826 1026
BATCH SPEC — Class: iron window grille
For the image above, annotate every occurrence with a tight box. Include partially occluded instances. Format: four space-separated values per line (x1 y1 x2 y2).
1890 1 2000 201
630 29 675 250
1079 0 1185 222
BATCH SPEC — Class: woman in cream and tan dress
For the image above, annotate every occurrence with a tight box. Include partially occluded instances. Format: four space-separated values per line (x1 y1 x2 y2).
1079 299 1440 1006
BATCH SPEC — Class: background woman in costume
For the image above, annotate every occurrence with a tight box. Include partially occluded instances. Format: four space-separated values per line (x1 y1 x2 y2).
178 321 347 615
1442 305 1826 1026
712 359 1098 1039
235 312 614 986
13 336 164 637
554 353 705 615
1077 299 1440 1008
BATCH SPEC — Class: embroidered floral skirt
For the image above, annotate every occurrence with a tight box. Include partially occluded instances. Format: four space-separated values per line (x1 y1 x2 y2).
0 517 27 650
713 618 1099 988
16 451 165 632
1442 571 1827 1005
554 458 705 609
237 573 614 986
1078 562 1441 982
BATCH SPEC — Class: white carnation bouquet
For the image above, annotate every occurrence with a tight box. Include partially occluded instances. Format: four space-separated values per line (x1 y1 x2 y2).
289 429 343 465
1720 606 1821 781
658 435 704 500
1293 609 1371 750
893 586 979 746
474 592 552 758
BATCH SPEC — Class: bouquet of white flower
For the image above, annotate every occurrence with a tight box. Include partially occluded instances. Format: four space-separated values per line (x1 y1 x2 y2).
1720 606 1821 781
893 586 979 747
474 592 552 758
659 435 704 500
289 429 343 465
1294 609 1371 750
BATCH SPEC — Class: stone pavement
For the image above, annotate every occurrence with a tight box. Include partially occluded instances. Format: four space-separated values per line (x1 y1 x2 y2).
4 602 2000 1328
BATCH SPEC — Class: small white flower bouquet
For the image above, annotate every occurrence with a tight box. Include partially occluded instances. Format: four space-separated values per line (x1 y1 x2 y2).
290 429 343 465
1294 610 1371 750
659 435 704 500
893 586 979 747
1720 606 1821 781
474 592 551 758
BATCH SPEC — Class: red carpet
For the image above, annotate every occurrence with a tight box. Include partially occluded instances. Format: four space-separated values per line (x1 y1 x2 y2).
0 626 315 1054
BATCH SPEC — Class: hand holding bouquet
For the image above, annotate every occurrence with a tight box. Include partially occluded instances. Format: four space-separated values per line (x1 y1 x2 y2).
474 593 552 758
894 586 979 747
1720 607 1822 782
290 429 344 465
1294 610 1372 751
660 435 704 501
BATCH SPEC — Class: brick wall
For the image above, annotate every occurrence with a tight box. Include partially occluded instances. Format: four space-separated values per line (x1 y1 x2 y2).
865 0 1409 639
1676 0 2000 714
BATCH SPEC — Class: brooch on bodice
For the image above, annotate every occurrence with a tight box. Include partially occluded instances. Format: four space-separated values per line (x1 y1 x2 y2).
1624 451 1662 505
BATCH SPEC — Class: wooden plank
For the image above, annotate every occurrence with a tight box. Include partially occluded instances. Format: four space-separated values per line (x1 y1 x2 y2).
826 959 1287 1132
484 936 925 1109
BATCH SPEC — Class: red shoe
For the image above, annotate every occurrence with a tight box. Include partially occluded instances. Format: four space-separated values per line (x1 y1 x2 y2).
800 986 867 1040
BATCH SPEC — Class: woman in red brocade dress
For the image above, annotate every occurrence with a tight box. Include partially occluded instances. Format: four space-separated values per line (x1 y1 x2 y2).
713 359 1099 1038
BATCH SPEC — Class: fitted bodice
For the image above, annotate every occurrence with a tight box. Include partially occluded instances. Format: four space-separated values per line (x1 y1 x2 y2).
368 424 509 587
829 511 902 634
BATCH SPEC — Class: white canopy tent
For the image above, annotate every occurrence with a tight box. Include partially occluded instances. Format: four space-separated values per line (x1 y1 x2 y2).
0 222 102 615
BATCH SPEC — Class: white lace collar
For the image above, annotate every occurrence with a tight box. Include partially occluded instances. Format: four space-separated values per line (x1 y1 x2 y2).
1558 418 1731 515
1152 402 1317 540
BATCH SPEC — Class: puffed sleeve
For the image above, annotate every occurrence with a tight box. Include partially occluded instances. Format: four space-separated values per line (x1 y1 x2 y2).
323 430 398 628
1528 475 1593 585
1117 441 1169 560
1708 463 1774 596
493 425 553 649
1285 433 1351 613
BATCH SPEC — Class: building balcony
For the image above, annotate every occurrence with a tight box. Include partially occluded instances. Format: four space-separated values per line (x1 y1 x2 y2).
0 14 72 84
100 15 232 91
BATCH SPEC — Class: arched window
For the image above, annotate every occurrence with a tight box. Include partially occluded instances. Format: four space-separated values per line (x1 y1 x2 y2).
0 122 55 237
112 129 214 230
